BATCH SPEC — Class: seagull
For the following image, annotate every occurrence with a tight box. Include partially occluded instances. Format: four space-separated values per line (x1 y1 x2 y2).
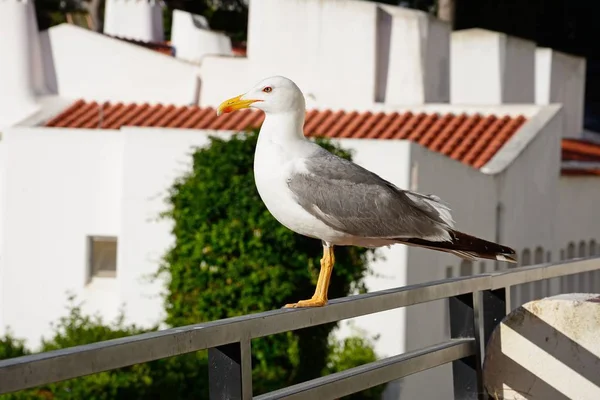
217 76 517 308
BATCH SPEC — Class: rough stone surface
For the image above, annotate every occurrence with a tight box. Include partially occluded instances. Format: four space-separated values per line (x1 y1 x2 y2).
483 293 600 400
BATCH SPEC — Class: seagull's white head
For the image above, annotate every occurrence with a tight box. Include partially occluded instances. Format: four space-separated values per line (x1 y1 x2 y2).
216 76 306 116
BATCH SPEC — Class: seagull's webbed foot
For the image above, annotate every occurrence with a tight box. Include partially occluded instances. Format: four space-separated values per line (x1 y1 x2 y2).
283 296 328 308
282 242 334 309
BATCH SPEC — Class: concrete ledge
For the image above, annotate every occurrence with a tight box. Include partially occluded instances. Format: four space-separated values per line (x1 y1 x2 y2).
483 293 600 400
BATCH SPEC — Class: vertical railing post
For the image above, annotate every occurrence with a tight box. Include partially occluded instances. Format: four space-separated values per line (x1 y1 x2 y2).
208 339 253 400
449 292 484 400
480 288 507 348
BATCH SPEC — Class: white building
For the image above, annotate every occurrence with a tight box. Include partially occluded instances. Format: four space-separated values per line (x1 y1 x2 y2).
1 1 600 399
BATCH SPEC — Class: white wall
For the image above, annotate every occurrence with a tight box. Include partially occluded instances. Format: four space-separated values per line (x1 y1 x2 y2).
380 6 450 105
171 10 232 64
201 0 450 109
451 29 536 104
557 177 600 249
117 128 234 328
0 128 123 348
247 0 378 109
536 48 586 138
199 57 252 107
494 108 562 253
103 0 164 43
400 143 498 400
0 0 47 128
46 24 201 105
557 175 600 300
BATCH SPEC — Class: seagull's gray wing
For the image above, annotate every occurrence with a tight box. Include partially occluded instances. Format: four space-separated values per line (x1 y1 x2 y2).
287 149 455 240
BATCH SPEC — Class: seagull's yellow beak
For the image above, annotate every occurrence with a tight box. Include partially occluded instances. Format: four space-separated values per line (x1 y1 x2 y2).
216 94 260 116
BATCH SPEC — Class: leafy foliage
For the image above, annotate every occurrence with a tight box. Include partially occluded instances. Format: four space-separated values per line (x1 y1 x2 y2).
0 331 29 361
0 296 210 400
159 129 380 394
34 0 248 41
324 335 386 400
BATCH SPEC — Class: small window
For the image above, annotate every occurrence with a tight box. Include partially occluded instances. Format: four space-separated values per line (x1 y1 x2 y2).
590 240 597 257
534 247 544 264
88 236 117 279
579 241 587 258
567 242 575 259
445 266 453 278
521 248 531 267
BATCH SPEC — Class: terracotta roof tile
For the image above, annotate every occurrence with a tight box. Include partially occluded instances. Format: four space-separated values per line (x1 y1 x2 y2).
561 138 600 176
393 112 426 140
353 112 386 139
366 112 399 139
562 138 600 162
429 113 467 152
44 100 530 169
561 169 600 176
379 112 412 140
418 113 454 148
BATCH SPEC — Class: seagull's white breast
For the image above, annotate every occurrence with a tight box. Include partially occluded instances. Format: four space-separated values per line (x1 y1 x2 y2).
253 135 347 243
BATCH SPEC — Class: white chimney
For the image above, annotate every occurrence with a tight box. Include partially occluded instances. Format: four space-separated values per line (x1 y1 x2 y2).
377 6 450 105
170 9 232 64
0 0 46 127
103 0 164 43
451 29 535 104
536 48 586 138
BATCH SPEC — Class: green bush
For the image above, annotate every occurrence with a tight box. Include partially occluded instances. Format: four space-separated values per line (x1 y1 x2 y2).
0 297 210 400
159 129 382 395
324 335 386 400
0 129 385 399
0 331 29 360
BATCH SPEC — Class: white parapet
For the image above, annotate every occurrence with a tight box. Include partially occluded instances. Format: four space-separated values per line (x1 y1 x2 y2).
451 28 535 105
536 48 586 138
377 6 450 105
103 0 164 43
200 0 449 109
170 9 232 64
483 293 600 400
0 0 46 127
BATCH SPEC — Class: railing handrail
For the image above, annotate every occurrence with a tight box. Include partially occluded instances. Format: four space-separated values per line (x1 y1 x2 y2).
1 256 599 396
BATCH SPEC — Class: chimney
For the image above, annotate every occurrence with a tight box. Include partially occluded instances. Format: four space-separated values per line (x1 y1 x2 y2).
103 0 164 43
170 9 232 64
377 6 450 105
536 48 586 138
0 0 46 126
451 29 535 104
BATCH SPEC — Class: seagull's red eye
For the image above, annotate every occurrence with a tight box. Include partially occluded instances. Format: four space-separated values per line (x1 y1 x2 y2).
263 86 272 93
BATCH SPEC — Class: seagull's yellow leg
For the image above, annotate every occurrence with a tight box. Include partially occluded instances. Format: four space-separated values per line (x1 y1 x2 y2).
284 244 335 308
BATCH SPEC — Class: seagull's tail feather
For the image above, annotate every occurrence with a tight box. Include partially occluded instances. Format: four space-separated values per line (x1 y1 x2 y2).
395 229 517 263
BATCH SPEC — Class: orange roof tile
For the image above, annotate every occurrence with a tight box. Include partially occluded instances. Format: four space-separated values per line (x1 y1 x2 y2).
561 138 600 176
44 100 528 169
561 169 600 176
562 138 600 162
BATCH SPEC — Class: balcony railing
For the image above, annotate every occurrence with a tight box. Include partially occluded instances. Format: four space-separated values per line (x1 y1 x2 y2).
0 257 599 399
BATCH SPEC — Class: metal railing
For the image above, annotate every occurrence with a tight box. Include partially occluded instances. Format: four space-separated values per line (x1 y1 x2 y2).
1 257 599 399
